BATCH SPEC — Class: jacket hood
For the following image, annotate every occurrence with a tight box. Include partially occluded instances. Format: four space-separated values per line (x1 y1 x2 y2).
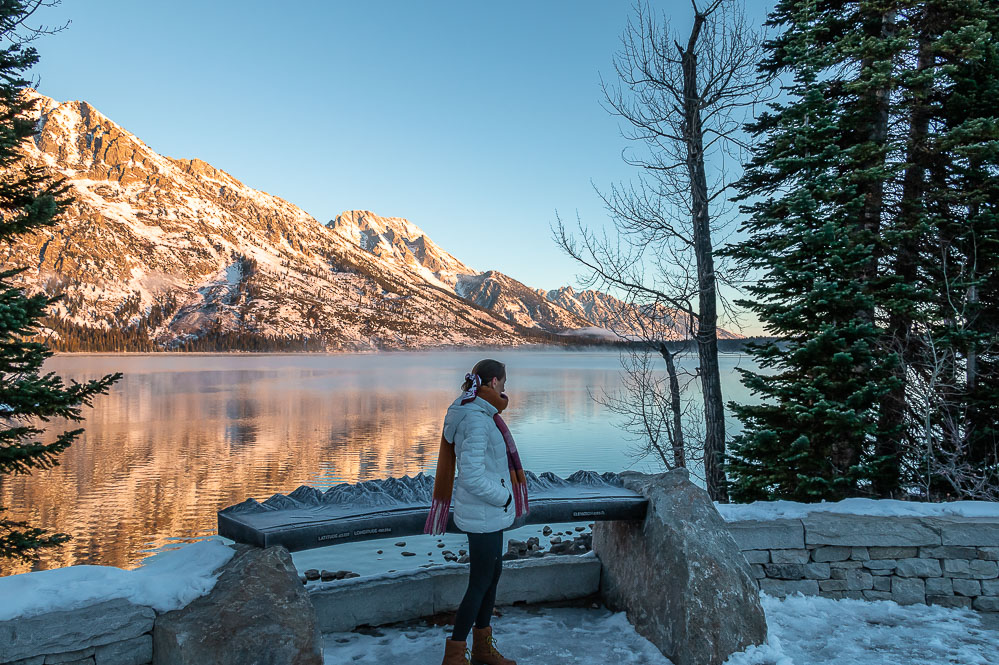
443 395 498 443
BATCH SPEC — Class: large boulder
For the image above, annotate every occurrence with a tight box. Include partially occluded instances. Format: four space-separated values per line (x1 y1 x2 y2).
153 545 322 665
592 469 767 665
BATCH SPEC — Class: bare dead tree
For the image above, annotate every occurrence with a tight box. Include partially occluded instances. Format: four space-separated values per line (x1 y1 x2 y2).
589 323 707 477
0 1 69 49
904 233 999 501
553 0 773 502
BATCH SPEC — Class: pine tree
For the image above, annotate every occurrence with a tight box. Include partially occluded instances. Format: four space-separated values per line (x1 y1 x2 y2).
718 0 910 501
909 0 999 497
0 1 121 563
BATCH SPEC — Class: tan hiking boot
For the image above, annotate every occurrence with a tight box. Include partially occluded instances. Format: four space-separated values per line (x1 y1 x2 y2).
441 637 471 665
470 625 516 665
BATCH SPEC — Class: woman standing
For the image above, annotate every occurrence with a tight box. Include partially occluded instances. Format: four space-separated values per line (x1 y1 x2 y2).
425 358 530 665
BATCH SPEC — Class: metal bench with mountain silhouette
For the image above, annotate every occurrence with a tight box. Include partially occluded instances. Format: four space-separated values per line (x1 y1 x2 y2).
218 470 647 551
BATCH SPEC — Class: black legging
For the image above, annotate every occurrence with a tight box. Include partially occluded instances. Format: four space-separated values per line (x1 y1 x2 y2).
451 529 504 641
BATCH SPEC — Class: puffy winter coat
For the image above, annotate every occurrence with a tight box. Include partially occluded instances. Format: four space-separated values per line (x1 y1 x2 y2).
443 394 516 534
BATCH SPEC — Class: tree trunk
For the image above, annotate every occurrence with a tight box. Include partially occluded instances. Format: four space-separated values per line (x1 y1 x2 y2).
659 342 686 469
876 8 929 498
844 7 895 481
680 11 728 502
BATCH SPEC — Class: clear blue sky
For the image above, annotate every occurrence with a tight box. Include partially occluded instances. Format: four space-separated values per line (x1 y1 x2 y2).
29 0 772 335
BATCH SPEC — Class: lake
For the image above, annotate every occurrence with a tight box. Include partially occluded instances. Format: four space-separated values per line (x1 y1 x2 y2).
0 349 762 575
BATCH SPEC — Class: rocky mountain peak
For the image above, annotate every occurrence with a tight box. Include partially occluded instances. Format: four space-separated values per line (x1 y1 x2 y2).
327 209 475 288
0 92 740 350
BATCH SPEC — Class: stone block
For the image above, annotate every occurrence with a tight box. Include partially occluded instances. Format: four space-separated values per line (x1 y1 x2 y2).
803 515 941 547
45 659 93 665
764 563 806 580
970 560 999 579
863 590 893 601
873 576 891 592
973 596 999 612
978 547 999 561
94 634 151 665
891 577 925 605
818 590 844 600
812 546 851 562
939 519 999 546
8 657 44 665
759 579 819 597
850 547 870 561
925 577 953 596
727 520 805 550
929 595 973 609
944 558 999 579
863 559 897 571
894 558 942 578
0 599 154 664
818 579 848 592
45 648 95 663
869 546 918 559
829 561 864 577
982 579 999 596
830 563 863 580
770 549 810 564
943 559 972 577
953 578 981 597
845 569 874 591
750 564 766 579
595 470 766 665
920 546 976 559
742 550 770 564
803 563 831 580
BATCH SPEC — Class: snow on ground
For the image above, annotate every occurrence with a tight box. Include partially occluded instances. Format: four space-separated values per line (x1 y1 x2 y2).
322 592 999 665
288 521 591 578
0 539 233 620
716 497 999 521
323 604 667 664
725 592 999 665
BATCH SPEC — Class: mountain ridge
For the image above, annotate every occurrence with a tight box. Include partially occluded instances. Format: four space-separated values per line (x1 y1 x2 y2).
3 90 740 350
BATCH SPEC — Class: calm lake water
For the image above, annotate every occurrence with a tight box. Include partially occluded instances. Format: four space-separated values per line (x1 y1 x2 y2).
1 349 761 575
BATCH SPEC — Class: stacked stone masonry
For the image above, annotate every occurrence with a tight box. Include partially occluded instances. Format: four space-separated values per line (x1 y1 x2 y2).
726 515 999 612
0 598 153 665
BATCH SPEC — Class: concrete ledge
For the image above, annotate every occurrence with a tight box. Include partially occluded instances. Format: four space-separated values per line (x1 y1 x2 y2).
939 519 999 546
726 519 805 550
310 555 601 632
802 515 942 547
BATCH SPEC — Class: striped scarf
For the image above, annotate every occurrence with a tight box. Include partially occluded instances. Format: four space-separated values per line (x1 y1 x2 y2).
423 382 529 535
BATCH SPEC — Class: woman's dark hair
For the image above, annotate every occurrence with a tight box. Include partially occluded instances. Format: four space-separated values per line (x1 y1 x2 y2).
461 358 506 391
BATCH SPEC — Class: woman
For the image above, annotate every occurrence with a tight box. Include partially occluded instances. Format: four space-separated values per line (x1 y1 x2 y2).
425 358 530 665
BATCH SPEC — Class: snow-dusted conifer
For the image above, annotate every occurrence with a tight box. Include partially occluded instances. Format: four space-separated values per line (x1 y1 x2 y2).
0 0 121 562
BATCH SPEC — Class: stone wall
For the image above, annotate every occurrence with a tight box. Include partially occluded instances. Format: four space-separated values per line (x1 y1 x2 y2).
0 598 154 665
726 515 999 612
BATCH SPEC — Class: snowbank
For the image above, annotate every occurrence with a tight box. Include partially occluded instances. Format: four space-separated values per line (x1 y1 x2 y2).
321 591 999 665
716 498 999 522
0 539 234 621
724 592 998 665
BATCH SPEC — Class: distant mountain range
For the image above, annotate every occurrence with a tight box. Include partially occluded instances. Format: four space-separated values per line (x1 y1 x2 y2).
1 91 743 351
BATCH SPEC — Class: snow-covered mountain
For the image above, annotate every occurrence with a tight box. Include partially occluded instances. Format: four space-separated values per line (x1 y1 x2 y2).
2 91 739 350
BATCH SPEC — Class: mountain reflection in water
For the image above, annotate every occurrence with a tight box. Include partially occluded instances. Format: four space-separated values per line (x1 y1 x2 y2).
1 350 757 575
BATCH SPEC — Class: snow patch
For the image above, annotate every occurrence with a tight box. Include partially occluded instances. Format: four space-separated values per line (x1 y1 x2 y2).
0 539 234 621
320 590 999 665
716 498 999 522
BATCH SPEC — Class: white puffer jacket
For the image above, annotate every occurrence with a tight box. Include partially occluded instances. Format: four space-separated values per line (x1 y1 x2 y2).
443 394 516 534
